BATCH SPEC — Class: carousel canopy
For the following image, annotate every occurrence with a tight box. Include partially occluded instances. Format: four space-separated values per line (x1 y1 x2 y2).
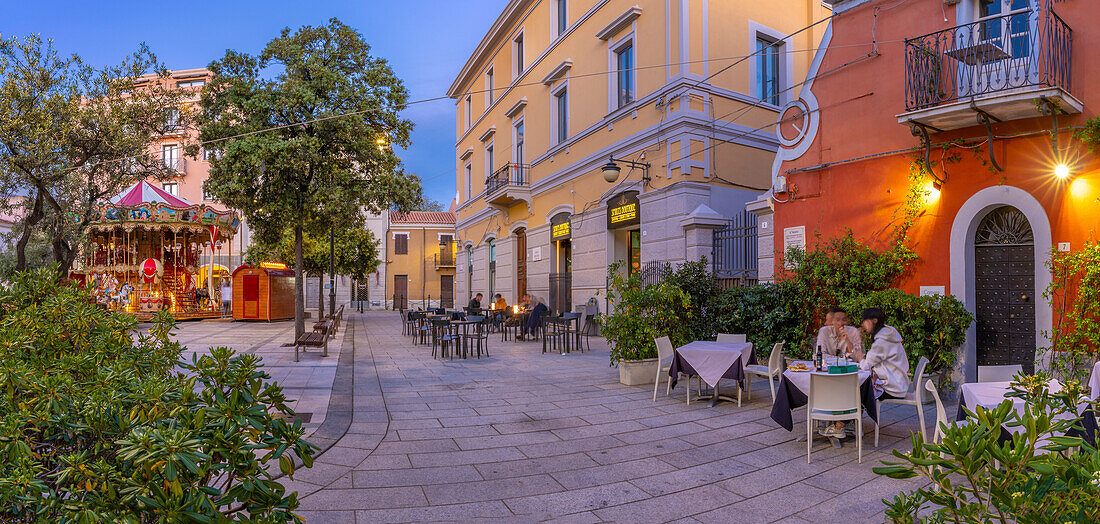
110 181 193 208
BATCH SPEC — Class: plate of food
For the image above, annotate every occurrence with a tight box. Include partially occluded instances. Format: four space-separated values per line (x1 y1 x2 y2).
787 362 810 372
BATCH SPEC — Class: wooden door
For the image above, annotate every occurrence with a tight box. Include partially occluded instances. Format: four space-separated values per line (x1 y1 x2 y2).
242 275 260 319
394 275 408 310
515 228 527 299
440 275 454 308
974 207 1035 373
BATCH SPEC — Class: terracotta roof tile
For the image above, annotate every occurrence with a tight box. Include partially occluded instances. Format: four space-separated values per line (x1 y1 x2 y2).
390 211 457 225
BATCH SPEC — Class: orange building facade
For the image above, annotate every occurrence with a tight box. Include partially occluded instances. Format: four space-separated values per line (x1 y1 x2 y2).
763 0 1099 381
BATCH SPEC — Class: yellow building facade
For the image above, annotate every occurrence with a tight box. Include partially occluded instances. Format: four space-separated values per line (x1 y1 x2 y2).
449 0 830 313
384 211 458 310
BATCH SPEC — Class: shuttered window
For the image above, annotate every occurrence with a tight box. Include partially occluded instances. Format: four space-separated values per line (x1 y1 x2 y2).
395 234 409 255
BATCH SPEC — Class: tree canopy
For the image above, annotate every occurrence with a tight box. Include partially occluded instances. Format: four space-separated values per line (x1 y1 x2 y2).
0 35 189 276
195 18 422 335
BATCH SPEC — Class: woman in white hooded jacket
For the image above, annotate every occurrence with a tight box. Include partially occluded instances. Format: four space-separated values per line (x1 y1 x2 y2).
856 308 910 399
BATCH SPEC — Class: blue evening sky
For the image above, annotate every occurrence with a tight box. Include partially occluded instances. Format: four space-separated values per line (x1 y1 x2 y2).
1 0 510 208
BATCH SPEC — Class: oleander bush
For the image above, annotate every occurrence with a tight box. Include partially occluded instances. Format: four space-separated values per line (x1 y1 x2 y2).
875 373 1100 522
602 262 693 363
0 266 316 522
711 282 805 360
842 288 973 375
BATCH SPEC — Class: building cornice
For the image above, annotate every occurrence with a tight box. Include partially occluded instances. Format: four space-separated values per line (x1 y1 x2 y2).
541 59 573 85
447 0 534 98
596 5 643 40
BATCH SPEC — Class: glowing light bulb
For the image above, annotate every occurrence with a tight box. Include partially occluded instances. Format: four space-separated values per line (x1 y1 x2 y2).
1054 164 1070 179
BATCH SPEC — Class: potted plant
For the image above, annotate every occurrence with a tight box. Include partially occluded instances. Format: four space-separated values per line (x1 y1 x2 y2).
601 263 693 386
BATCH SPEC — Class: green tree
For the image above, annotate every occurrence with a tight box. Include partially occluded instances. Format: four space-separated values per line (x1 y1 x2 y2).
0 35 189 276
196 19 421 337
245 223 380 316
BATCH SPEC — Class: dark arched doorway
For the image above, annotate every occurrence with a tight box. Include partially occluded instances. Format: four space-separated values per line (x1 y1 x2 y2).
974 206 1036 373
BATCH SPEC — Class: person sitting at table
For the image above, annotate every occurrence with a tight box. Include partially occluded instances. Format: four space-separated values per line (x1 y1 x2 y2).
467 293 483 312
519 294 532 310
519 296 548 340
816 307 863 357
493 293 507 311
855 307 910 401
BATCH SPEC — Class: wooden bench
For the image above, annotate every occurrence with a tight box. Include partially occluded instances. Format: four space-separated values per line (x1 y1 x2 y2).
295 322 331 362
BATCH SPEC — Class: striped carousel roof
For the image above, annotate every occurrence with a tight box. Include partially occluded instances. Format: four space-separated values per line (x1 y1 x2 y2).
109 181 193 207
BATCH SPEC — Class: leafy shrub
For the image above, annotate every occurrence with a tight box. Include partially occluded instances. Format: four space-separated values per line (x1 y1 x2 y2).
875 373 1100 522
601 262 693 363
842 289 972 375
660 258 722 341
1043 241 1100 381
0 267 316 521
712 282 806 359
783 230 917 353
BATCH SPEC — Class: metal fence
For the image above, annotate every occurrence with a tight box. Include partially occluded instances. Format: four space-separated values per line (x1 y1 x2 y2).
904 7 1072 111
712 211 758 289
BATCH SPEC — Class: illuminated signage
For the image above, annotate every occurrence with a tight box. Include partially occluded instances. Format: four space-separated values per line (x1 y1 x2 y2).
259 262 288 270
606 191 640 228
551 212 571 241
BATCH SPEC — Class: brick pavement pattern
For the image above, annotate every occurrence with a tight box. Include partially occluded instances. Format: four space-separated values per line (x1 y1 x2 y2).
176 312 932 522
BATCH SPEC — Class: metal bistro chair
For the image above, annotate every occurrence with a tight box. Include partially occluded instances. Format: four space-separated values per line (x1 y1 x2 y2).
925 379 948 445
653 336 702 403
579 312 599 351
807 371 863 464
717 333 747 344
465 315 491 358
560 312 582 353
543 315 565 354
431 318 459 360
414 312 433 346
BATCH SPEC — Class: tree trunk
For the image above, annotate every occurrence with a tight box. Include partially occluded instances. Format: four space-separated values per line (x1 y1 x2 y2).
318 273 325 319
15 192 45 271
294 224 305 339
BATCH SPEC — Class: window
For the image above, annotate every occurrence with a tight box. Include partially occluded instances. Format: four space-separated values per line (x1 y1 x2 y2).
464 96 472 130
177 79 205 88
615 43 635 108
756 37 781 105
487 239 496 298
554 88 568 144
464 162 472 201
162 182 179 196
513 122 524 165
162 144 180 171
398 234 411 256
514 32 525 77
978 0 1031 58
485 68 494 106
165 109 180 132
556 0 568 35
485 143 494 179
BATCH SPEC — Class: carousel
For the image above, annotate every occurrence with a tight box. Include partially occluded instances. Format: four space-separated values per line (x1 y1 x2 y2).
71 181 241 320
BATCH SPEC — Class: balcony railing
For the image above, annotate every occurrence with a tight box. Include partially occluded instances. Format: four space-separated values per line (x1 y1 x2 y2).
904 7 1071 112
162 157 187 173
434 242 456 268
486 163 530 195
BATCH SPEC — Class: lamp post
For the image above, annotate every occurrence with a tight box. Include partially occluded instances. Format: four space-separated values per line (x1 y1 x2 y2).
329 226 335 318
601 156 652 186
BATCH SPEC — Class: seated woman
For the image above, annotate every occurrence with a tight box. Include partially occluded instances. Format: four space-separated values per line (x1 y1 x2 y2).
855 307 911 400
815 307 863 357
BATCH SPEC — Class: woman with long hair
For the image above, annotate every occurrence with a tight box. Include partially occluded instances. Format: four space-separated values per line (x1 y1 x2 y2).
855 308 910 400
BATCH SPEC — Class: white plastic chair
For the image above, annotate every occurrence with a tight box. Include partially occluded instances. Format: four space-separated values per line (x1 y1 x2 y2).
807 372 863 463
652 337 700 403
977 364 1023 383
744 342 785 403
876 356 929 446
717 333 747 344
924 379 947 444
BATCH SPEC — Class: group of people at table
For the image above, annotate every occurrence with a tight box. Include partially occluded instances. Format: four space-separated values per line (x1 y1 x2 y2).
466 291 549 339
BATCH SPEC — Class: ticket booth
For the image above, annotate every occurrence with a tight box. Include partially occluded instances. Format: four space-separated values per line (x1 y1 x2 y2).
232 263 295 321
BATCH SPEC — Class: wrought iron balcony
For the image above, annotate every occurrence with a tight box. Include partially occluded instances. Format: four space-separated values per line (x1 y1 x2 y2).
434 242 456 269
900 6 1079 130
485 163 532 209
162 157 187 173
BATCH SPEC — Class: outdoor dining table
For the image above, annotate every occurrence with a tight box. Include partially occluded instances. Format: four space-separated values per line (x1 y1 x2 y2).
956 379 1098 444
450 319 482 358
770 359 878 432
668 341 755 407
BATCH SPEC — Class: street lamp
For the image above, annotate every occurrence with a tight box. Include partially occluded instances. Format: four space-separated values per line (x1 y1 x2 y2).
601 156 651 186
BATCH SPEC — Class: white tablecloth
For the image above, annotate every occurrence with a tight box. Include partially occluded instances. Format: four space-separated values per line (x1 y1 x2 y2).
782 359 872 394
674 341 754 388
1089 361 1100 401
959 379 1067 438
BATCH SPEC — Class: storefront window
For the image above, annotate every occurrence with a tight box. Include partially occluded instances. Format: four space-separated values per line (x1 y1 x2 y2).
628 230 641 275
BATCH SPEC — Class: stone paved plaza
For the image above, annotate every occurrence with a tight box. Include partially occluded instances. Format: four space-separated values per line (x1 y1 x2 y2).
172 311 933 523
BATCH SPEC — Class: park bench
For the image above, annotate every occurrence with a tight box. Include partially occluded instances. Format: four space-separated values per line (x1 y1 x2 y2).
295 322 331 362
